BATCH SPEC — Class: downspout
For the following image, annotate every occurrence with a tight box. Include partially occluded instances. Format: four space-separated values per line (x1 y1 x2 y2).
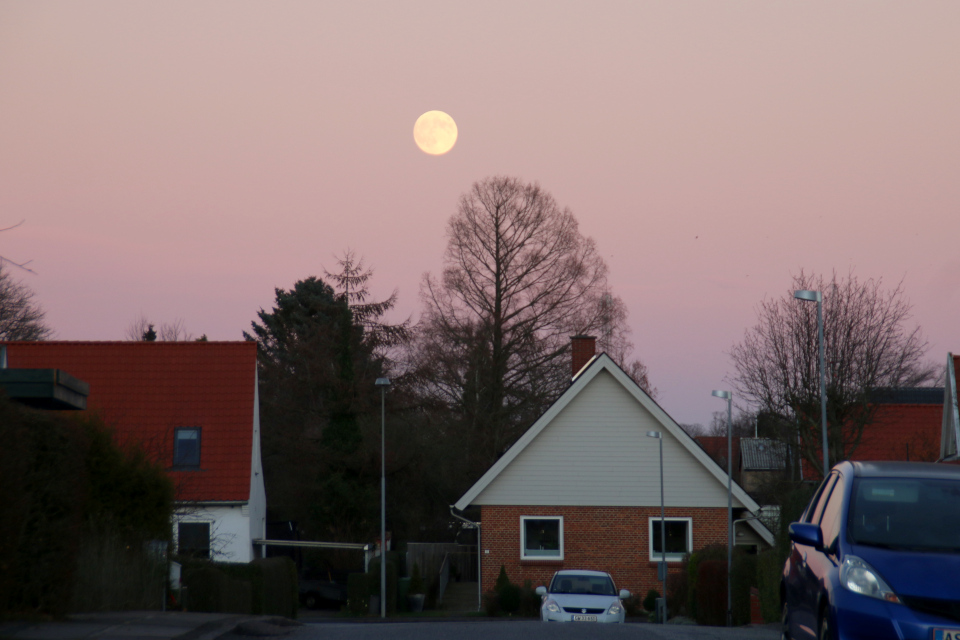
450 506 482 612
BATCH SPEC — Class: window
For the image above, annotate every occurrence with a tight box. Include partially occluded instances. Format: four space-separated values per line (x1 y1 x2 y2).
803 473 837 523
818 476 845 550
521 516 563 560
649 517 692 562
173 427 201 468
178 522 210 559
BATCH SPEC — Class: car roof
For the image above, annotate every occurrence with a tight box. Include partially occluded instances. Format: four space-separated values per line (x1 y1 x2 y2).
846 460 960 480
552 570 612 577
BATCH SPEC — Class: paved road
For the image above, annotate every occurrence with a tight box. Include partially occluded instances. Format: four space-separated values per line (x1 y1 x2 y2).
271 621 781 640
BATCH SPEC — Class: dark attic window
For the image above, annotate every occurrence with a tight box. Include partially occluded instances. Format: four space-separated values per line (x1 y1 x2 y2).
173 427 201 468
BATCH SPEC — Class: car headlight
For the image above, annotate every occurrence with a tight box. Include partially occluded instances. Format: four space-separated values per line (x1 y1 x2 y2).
607 603 622 615
840 555 901 604
544 600 560 613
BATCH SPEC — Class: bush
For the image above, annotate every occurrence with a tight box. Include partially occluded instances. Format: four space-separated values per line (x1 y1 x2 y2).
346 572 372 615
686 544 726 621
498 583 521 614
731 553 758 626
483 589 501 617
757 550 784 623
642 589 660 614
696 560 727 626
518 580 541 617
408 563 424 595
180 557 297 616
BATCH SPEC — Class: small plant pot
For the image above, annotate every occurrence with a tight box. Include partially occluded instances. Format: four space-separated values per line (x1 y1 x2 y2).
407 594 425 612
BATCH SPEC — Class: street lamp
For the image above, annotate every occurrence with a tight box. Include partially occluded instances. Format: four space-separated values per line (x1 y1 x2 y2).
375 377 391 618
794 289 828 475
646 430 666 624
711 389 733 627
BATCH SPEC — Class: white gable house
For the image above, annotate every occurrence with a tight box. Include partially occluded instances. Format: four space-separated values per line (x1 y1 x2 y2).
454 339 773 598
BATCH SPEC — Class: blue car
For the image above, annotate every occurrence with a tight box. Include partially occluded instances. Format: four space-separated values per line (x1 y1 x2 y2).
782 461 960 640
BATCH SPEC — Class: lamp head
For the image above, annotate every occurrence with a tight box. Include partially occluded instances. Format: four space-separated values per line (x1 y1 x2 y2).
794 289 822 302
711 390 731 400
375 378 391 387
646 431 661 439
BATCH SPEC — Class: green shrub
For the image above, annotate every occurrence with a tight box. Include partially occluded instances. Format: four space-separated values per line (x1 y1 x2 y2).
498 583 521 614
518 580 541 617
483 589 501 617
409 563 424 595
686 544 726 621
757 550 784 623
696 560 727 626
347 572 372 615
642 589 660 613
731 553 758 625
368 559 398 615
180 557 297 616
494 565 510 592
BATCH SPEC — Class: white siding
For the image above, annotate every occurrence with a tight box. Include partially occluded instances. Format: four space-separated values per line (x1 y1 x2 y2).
473 370 739 508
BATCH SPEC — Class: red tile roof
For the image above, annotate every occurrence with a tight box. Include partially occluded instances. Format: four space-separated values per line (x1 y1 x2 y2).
2 341 257 503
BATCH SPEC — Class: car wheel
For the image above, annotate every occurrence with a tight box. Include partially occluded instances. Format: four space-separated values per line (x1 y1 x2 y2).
780 602 791 640
304 593 318 609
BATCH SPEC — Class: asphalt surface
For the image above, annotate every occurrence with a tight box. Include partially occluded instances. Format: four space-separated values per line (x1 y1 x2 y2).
0 611 780 640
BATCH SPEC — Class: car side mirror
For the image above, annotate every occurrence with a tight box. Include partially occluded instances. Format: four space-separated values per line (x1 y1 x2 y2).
788 522 824 550
535 586 547 596
619 589 631 599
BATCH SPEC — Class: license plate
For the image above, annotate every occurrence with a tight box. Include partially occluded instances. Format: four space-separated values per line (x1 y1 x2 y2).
572 615 597 622
934 629 960 640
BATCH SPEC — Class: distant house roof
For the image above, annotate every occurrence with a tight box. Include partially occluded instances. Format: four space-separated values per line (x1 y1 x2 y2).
2 341 258 503
740 438 789 471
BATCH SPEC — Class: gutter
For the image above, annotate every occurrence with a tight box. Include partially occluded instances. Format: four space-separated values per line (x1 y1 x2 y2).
450 506 482 612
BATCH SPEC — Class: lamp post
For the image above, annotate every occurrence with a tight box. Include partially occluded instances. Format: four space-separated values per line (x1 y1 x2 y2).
375 377 391 618
711 389 733 628
646 431 666 624
794 289 828 475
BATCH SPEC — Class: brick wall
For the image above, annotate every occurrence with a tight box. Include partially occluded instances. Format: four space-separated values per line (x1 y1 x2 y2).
480 505 728 597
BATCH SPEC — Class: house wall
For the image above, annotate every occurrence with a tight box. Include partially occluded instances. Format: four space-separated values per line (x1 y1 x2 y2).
176 504 256 562
248 371 267 552
475 371 737 508
480 504 728 598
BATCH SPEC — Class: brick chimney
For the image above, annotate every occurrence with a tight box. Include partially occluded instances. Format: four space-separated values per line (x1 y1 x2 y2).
571 335 596 377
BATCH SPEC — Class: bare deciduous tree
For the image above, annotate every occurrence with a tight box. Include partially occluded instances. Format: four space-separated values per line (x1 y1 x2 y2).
417 176 652 467
730 270 937 476
125 314 193 341
0 264 52 340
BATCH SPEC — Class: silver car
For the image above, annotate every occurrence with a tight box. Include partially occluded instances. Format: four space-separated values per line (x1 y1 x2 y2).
536 569 630 623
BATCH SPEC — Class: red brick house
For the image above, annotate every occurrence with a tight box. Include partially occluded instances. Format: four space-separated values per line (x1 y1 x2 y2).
453 338 772 598
2 341 266 563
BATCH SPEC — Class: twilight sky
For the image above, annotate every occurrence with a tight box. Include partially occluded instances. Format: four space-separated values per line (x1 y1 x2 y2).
2 1 958 428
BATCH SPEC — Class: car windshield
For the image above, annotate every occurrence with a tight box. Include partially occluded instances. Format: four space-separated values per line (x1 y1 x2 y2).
550 574 616 596
849 477 960 552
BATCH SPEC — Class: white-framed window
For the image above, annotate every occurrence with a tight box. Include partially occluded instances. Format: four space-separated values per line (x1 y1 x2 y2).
177 521 211 559
521 516 564 560
648 517 692 562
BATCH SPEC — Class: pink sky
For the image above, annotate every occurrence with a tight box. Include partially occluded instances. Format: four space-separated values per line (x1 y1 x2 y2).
2 1 958 428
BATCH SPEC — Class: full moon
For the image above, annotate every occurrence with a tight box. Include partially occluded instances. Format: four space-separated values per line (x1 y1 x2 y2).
413 110 458 155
